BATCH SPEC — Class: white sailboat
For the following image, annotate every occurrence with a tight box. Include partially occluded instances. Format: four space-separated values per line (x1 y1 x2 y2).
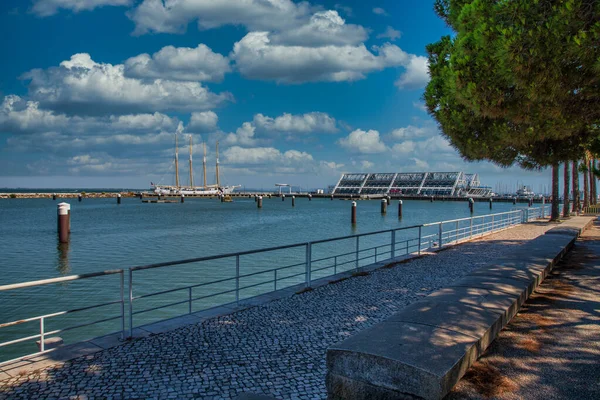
152 134 239 196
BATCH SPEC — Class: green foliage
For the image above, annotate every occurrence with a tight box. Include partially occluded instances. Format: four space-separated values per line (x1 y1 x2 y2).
9 193 16 199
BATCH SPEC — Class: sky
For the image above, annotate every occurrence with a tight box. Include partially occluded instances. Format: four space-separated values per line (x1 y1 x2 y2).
0 0 552 191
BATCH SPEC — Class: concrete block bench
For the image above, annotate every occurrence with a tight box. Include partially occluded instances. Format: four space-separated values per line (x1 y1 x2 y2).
326 217 595 400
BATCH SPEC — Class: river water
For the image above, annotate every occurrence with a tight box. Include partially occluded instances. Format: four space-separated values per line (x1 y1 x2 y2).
0 196 527 361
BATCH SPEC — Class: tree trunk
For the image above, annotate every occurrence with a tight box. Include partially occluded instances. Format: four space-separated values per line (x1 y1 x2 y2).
551 163 560 221
563 162 570 217
589 159 594 206
592 158 597 205
583 157 589 209
572 160 580 213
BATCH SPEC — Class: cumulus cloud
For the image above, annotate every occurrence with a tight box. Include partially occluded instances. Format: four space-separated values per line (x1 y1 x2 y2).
32 0 131 16
270 10 367 47
253 112 337 133
0 95 179 135
389 124 437 140
395 55 429 89
22 53 232 115
377 26 401 41
224 122 259 147
128 0 312 35
231 33 409 83
187 111 218 133
413 101 428 112
223 146 312 165
372 7 388 16
124 44 231 82
338 129 387 154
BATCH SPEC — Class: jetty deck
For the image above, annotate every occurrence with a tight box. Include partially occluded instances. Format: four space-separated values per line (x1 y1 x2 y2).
0 219 587 399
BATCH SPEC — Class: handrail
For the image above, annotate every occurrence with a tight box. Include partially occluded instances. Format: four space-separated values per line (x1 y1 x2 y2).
0 269 123 291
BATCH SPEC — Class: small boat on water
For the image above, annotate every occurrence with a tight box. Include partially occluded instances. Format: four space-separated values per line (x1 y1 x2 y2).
516 185 534 198
152 135 239 196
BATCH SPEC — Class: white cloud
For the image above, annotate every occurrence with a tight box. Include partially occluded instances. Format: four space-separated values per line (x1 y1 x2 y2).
224 122 258 147
361 160 374 169
231 33 408 83
124 44 230 82
32 0 131 16
0 95 179 135
270 10 367 47
334 4 352 17
22 53 232 115
389 124 437 140
377 26 401 41
413 101 428 112
128 0 313 35
188 111 218 133
253 112 337 133
395 55 430 89
391 141 416 155
223 146 313 165
372 7 388 16
338 129 387 154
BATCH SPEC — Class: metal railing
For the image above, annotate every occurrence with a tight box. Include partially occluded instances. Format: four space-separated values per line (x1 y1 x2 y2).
0 206 551 363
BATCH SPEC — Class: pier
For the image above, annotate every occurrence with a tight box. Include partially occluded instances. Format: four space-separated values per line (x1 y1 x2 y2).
0 211 596 399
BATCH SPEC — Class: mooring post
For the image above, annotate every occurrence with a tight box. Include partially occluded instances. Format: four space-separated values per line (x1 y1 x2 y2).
430 196 434 203
282 194 285 202
489 197 493 209
331 194 334 201
220 194 224 203
257 196 263 209
512 197 516 205
292 196 296 207
180 194 184 203
57 203 70 243
387 196 391 205
381 198 387 214
78 193 82 202
351 201 357 225
308 194 312 201
469 198 474 214
52 193 56 201
398 200 403 218
254 195 258 203
117 193 121 204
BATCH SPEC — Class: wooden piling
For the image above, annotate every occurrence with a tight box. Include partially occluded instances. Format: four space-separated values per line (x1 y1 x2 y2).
57 203 70 243
52 193 56 201
489 198 493 209
117 194 121 204
78 194 82 202
381 198 387 214
469 198 474 214
181 194 185 203
258 196 263 209
398 200 403 218
351 201 357 225
292 196 295 207
308 194 312 201
282 194 285 202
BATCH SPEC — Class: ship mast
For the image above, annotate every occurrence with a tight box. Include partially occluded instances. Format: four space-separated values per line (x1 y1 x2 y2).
203 142 207 189
175 132 180 189
189 135 194 188
215 141 221 187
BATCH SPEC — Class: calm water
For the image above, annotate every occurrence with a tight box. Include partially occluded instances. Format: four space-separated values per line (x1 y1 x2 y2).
0 197 525 361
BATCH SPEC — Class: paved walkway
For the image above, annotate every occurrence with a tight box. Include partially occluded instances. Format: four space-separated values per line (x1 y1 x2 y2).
0 223 554 400
448 220 600 400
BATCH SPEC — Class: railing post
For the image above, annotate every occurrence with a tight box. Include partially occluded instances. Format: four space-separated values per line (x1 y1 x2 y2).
39 317 45 352
274 269 277 291
491 215 495 231
418 226 422 255
438 223 443 249
355 236 360 271
456 221 459 241
391 230 396 259
128 268 133 339
236 255 240 305
305 243 312 287
469 217 473 239
120 271 125 340
334 255 337 275
188 287 192 314
374 247 378 262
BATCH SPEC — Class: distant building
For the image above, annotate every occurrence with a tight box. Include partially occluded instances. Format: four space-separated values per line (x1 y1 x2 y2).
332 172 492 197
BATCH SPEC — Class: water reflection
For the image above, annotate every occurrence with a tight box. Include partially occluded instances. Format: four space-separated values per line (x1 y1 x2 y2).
56 242 70 275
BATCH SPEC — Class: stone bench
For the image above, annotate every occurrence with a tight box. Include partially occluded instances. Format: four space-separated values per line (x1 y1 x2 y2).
326 216 595 400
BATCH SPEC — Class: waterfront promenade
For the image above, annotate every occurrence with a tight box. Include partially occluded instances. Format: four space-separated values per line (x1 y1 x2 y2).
0 222 568 399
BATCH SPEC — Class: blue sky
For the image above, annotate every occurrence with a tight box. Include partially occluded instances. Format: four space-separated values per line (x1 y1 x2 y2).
0 0 551 191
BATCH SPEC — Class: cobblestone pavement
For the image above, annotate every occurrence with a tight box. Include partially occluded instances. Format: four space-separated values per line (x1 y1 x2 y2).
0 223 553 400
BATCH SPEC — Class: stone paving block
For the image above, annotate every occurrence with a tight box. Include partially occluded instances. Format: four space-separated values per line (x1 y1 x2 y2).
545 216 595 236
138 314 203 335
327 321 480 400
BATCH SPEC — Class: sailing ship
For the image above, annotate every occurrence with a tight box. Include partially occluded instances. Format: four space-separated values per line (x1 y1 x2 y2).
152 134 239 196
